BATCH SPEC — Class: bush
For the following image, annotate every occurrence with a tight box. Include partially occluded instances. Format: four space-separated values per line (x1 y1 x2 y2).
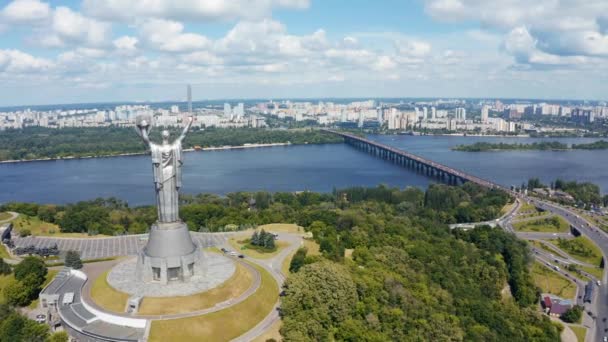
19 229 31 238
561 305 583 323
13 257 47 286
64 250 83 269
0 259 11 275
289 248 308 273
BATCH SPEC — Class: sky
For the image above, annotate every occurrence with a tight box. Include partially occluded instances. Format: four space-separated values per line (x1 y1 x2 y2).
0 0 607 106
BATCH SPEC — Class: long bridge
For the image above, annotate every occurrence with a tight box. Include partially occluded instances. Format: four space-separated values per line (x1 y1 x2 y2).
324 130 511 193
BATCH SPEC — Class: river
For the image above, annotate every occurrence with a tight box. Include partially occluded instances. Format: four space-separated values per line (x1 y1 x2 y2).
0 135 606 205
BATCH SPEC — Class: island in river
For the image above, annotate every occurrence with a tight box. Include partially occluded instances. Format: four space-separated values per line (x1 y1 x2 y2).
453 140 608 152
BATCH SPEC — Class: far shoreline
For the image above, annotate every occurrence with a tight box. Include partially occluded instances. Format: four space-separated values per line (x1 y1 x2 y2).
0 142 295 165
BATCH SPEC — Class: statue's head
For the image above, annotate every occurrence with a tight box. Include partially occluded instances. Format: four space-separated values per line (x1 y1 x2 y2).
162 130 170 142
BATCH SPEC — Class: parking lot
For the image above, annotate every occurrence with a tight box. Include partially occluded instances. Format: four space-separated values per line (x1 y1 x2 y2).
12 232 233 259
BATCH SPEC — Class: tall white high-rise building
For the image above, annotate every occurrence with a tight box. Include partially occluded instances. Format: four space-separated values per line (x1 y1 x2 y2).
235 103 245 118
422 107 428 119
377 107 383 124
455 108 466 120
431 107 436 120
224 103 231 117
481 105 489 123
358 111 364 128
170 105 179 114
187 84 192 113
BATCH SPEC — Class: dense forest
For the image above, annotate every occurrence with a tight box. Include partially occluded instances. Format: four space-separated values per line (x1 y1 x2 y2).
277 185 560 341
0 126 342 161
2 183 510 236
2 184 561 340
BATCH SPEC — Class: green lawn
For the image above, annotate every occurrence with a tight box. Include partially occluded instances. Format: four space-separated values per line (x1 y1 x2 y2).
569 325 587 342
513 216 570 233
228 236 289 259
0 212 12 221
530 262 577 299
552 236 603 266
149 261 278 342
0 244 11 260
90 270 129 313
580 265 604 280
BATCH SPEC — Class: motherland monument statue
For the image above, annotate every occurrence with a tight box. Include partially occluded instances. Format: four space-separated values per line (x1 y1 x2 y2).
133 112 203 284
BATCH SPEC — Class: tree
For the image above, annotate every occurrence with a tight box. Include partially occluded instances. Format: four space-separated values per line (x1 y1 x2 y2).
13 257 47 284
65 250 83 269
0 259 11 275
264 234 275 249
3 279 32 307
281 261 357 341
251 231 260 245
21 319 49 342
289 247 307 273
561 305 583 323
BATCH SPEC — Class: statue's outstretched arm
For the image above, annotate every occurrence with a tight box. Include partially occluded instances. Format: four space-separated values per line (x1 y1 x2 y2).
178 116 194 142
140 126 152 146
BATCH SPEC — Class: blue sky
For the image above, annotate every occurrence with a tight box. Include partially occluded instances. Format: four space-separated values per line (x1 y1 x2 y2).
0 0 607 105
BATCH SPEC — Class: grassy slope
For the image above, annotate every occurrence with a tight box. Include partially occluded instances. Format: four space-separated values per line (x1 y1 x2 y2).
89 269 130 313
551 236 603 266
530 262 577 299
149 261 278 342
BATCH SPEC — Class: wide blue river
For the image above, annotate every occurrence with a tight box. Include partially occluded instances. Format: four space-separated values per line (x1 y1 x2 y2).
0 135 606 205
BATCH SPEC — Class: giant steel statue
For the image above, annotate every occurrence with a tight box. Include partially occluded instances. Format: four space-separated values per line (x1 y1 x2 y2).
134 115 201 284
135 116 193 222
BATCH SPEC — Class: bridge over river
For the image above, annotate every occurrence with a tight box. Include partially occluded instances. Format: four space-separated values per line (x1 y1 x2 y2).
324 130 512 193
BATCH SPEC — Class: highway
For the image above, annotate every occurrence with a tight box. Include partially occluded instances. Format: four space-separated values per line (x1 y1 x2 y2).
525 197 608 341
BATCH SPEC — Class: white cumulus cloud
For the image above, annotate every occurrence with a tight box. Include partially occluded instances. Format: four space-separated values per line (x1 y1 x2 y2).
1 0 50 23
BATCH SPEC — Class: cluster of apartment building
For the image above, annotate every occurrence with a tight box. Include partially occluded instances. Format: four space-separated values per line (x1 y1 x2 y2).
0 103 265 130
492 100 608 124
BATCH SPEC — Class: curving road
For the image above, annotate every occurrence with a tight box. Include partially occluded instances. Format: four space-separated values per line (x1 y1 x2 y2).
230 232 303 342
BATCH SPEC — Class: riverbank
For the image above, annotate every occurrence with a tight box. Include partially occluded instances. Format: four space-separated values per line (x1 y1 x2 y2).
0 142 294 164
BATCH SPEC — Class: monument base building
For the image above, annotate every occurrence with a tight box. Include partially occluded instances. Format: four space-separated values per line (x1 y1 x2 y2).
136 221 202 284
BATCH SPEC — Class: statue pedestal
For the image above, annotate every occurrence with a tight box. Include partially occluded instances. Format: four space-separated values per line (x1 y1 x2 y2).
136 221 202 284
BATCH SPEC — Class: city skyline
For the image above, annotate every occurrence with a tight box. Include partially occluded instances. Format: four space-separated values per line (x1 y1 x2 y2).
1 0 608 106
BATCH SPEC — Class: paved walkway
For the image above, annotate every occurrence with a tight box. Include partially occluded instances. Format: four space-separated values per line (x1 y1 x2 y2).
13 232 233 259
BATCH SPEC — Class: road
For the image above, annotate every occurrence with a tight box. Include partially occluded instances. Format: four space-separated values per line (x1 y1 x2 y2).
524 197 608 342
459 197 603 339
230 232 303 342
